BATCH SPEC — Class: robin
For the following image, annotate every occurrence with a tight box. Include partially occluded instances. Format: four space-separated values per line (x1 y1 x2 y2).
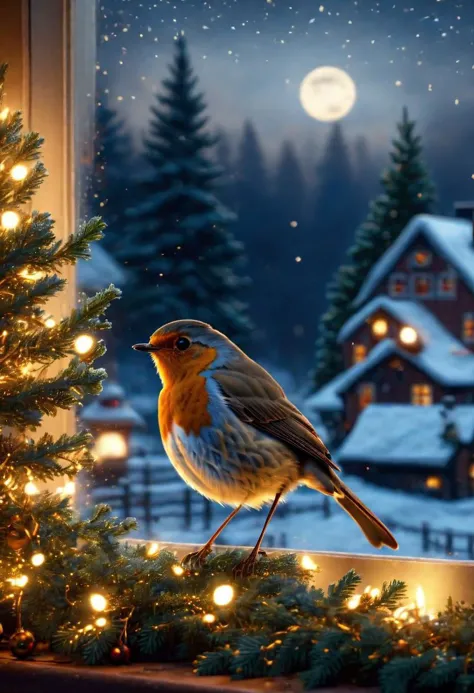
133 319 397 576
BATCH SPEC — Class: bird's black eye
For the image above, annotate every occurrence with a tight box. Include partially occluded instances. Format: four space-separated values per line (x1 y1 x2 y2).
175 336 191 351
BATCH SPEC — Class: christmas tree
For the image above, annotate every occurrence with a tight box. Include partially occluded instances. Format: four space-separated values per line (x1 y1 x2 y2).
314 108 436 388
118 36 251 341
0 63 128 651
86 95 133 256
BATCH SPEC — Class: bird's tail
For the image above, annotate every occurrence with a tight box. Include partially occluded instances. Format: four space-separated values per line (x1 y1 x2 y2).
335 481 398 550
303 463 398 550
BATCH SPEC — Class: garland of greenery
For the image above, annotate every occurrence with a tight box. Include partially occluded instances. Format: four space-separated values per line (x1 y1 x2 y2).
3 510 472 693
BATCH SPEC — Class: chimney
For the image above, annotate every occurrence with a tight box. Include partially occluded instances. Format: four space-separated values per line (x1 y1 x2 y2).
454 201 474 243
440 395 458 442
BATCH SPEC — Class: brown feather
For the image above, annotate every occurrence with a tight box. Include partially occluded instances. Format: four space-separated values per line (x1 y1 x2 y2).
214 357 340 472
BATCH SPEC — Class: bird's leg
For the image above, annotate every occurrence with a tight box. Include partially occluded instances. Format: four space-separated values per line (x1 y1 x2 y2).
182 505 242 569
232 491 282 578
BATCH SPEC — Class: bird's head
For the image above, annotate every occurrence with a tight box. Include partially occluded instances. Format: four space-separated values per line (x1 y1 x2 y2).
132 320 239 386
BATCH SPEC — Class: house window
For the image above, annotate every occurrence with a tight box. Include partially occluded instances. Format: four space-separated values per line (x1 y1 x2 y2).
352 344 367 364
437 272 457 298
463 313 474 343
412 273 433 298
411 384 433 406
425 475 442 491
358 383 375 410
411 249 432 268
389 273 408 298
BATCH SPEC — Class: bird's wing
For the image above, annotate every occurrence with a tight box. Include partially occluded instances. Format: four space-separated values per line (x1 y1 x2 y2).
214 358 340 472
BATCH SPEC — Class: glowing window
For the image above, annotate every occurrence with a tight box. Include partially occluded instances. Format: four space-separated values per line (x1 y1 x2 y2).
463 313 474 343
425 475 442 490
388 273 408 298
411 249 432 268
352 344 367 364
412 273 433 298
358 383 375 410
437 272 457 298
411 384 433 406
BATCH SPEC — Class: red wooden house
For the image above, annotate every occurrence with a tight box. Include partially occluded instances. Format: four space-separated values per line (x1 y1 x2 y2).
308 207 474 499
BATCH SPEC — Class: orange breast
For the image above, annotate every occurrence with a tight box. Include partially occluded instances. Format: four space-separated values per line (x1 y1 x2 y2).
159 373 213 440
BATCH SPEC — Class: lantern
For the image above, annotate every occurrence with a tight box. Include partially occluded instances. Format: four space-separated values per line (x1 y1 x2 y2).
81 382 145 482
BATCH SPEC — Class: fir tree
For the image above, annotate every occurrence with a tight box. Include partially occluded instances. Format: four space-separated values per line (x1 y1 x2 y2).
310 123 357 321
314 108 436 388
0 64 129 642
86 95 132 255
118 36 250 342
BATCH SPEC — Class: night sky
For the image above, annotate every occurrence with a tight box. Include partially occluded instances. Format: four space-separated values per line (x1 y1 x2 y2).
97 0 474 167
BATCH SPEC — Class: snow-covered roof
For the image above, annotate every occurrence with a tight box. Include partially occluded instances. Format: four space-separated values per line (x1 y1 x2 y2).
77 243 127 292
337 403 474 468
81 381 145 429
354 214 474 307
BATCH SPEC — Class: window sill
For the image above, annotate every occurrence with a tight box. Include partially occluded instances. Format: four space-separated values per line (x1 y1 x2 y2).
0 651 377 693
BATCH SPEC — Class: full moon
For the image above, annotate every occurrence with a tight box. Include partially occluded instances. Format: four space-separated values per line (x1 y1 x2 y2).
299 66 357 122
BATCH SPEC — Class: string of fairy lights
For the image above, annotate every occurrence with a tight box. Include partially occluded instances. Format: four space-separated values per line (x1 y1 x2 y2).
0 100 101 657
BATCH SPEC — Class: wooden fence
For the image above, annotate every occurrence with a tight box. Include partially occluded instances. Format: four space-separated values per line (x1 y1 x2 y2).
88 457 474 560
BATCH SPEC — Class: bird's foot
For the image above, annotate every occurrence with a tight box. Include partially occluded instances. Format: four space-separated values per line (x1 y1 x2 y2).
232 549 261 578
182 545 212 571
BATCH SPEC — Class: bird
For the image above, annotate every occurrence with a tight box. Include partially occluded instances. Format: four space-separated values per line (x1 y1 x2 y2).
133 319 398 576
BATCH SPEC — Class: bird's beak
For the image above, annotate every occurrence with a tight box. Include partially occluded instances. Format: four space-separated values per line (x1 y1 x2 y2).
132 343 158 352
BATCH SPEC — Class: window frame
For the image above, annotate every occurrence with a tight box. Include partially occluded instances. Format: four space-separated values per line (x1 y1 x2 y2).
388 272 409 298
410 248 433 269
352 343 367 364
411 272 434 299
463 312 474 344
411 383 433 406
437 271 457 299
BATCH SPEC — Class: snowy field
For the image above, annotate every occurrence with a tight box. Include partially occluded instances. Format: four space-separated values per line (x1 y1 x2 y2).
126 471 474 561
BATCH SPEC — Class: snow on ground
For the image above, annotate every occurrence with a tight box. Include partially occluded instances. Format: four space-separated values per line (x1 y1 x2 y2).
126 470 474 561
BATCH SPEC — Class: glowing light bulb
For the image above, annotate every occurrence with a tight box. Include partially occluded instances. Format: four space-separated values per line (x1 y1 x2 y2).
415 586 425 615
202 613 216 624
146 542 160 558
301 554 319 571
370 587 381 599
95 617 107 628
399 326 418 345
1 211 20 229
44 317 56 328
89 593 107 612
84 624 94 632
95 432 127 461
372 318 388 337
9 575 28 588
74 334 95 355
24 481 39 496
31 552 45 567
11 164 28 181
172 564 184 576
19 268 44 281
0 107 9 120
213 584 234 606
63 481 76 496
347 594 361 610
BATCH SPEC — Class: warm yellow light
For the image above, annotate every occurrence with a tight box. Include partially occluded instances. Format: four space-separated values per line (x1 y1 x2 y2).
11 164 28 181
74 334 95 355
425 476 442 490
0 107 9 120
44 317 56 328
1 211 20 229
415 586 425 615
301 554 319 571
202 613 216 624
95 617 107 628
89 593 108 612
84 624 94 632
469 464 474 480
146 542 160 558
213 584 234 607
64 481 76 496
24 481 39 496
372 318 388 337
8 575 28 588
172 564 185 576
31 552 45 567
399 326 418 345
347 594 361 610
19 268 44 281
95 432 127 461
369 587 381 599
